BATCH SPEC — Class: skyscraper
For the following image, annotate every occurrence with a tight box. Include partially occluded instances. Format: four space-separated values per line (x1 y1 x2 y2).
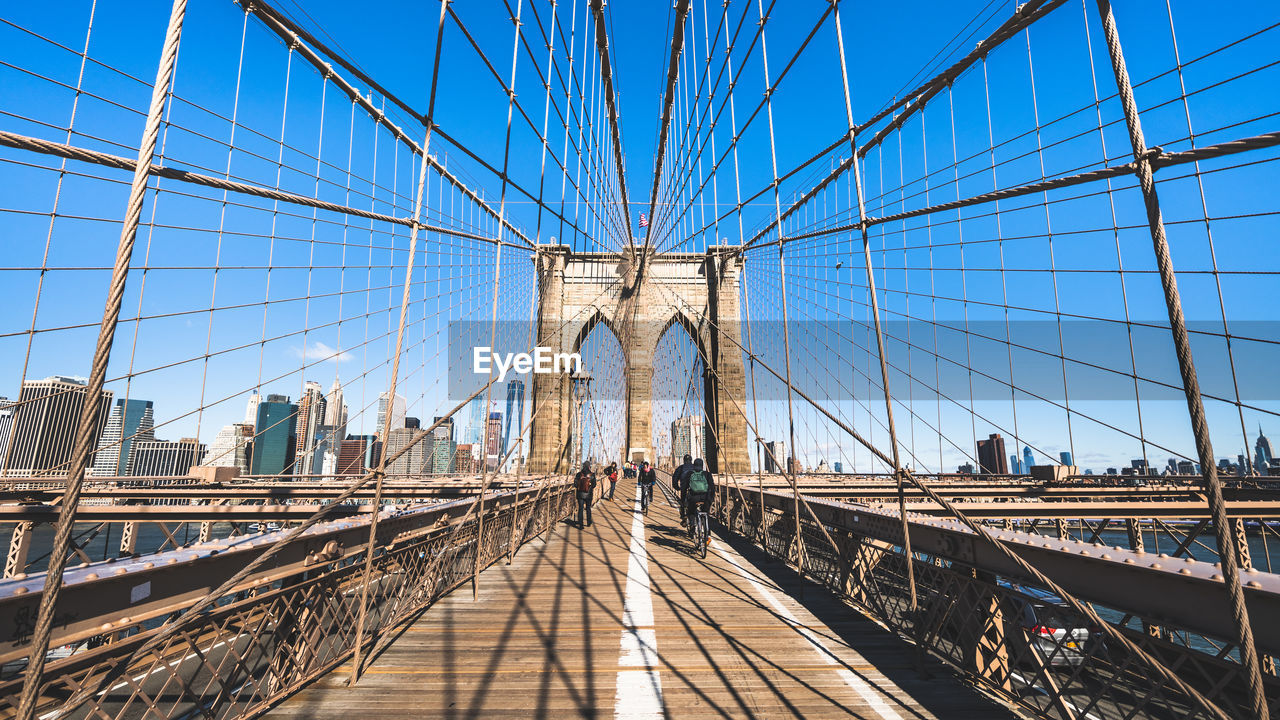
1010 455 1023 475
91 398 155 476
431 415 456 474
976 433 1009 475
202 423 254 473
385 427 427 476
131 438 205 477
244 391 262 426
1060 451 1074 467
0 398 13 469
1022 445 1035 473
5 376 113 477
455 443 478 473
324 376 348 437
1256 426 1273 471
251 394 297 477
670 415 706 463
485 412 502 470
764 440 785 474
294 381 326 475
463 394 487 445
503 379 525 457
376 392 407 436
338 435 377 475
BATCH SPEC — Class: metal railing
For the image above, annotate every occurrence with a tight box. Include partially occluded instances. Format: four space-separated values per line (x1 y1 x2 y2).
0 479 574 718
715 485 1280 720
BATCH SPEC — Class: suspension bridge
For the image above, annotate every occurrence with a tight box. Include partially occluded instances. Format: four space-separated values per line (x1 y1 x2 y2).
0 0 1278 718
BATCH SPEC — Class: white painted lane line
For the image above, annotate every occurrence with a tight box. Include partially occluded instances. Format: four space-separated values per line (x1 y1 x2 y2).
615 493 663 719
709 538 906 720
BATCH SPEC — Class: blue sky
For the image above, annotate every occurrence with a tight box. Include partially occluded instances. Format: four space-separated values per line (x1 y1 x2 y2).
0 0 1276 474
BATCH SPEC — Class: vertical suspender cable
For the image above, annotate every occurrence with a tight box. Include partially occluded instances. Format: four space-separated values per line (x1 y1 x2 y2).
829 0 917 612
474 0 526 596
1092 2 1268 717
15 2 189 717
347 0 451 686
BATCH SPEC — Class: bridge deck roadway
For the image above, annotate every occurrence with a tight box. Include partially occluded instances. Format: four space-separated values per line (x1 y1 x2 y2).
269 477 1018 719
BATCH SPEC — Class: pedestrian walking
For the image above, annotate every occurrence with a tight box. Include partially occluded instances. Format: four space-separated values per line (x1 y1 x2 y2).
574 461 597 527
605 462 619 500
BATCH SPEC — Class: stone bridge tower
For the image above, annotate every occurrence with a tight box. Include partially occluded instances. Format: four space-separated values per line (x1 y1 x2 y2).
527 245 751 475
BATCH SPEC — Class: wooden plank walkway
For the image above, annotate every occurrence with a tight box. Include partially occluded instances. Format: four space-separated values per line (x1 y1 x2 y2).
269 477 1020 719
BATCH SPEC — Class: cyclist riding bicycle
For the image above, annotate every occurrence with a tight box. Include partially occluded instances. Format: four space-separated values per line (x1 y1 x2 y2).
672 454 694 525
683 458 714 540
637 460 656 511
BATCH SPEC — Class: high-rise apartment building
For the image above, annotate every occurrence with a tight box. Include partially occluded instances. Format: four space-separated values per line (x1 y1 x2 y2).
91 398 155 476
5 376 113 476
131 437 205 477
294 381 326 476
976 433 1009 475
250 394 296 477
202 423 253 473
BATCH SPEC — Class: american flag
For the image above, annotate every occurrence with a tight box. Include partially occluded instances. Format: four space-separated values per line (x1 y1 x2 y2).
638 213 648 228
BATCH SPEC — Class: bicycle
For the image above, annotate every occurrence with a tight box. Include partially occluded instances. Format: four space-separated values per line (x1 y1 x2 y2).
691 498 710 559
639 482 653 514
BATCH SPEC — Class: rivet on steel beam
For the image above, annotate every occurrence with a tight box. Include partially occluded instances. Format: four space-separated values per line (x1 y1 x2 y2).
13 587 27 595
113 568 126 575
1247 581 1263 589
13 573 26 580
1211 574 1223 580
1150 563 1162 569
85 573 98 580
1124 558 1135 564
1179 568 1192 575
